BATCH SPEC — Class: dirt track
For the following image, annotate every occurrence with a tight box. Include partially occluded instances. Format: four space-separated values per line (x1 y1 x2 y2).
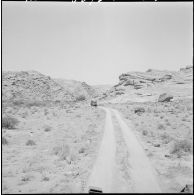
86 107 162 193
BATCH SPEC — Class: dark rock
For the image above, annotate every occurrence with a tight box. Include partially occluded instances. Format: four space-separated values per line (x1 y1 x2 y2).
123 80 135 86
186 65 193 69
116 91 125 95
134 107 145 114
160 74 172 82
158 93 173 102
90 100 97 107
180 184 193 193
153 144 160 147
134 85 143 89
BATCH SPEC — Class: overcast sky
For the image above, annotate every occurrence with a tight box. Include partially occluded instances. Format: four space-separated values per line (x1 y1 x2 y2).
2 2 193 85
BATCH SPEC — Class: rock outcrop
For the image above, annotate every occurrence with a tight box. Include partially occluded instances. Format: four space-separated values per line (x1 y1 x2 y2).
158 93 173 102
104 65 193 99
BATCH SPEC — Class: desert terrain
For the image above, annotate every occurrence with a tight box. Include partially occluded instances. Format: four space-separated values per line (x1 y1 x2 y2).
2 66 193 193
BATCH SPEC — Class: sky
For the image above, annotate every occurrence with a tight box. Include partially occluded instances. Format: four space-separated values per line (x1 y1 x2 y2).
2 2 193 85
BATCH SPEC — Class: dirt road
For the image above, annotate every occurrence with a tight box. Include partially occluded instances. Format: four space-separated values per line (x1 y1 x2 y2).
86 107 162 193
85 107 116 193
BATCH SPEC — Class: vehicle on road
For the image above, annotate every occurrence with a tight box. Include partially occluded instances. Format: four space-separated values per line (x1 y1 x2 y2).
90 99 97 107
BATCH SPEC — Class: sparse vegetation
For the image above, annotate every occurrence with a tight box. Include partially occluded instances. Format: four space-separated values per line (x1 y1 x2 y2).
79 146 86 153
44 126 51 132
157 124 165 130
2 116 19 129
2 137 8 145
142 130 148 136
170 139 193 157
75 95 86 101
53 144 70 161
26 140 36 146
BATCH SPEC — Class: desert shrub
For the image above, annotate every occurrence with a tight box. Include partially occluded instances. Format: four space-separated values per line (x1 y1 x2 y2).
2 137 8 145
157 124 165 130
160 133 172 144
53 144 70 160
44 126 51 132
26 140 36 146
142 130 148 136
186 105 192 111
134 107 145 115
79 146 86 154
166 121 171 126
75 95 86 101
44 108 49 115
170 139 193 156
2 116 19 129
42 176 50 181
160 115 164 119
13 100 25 106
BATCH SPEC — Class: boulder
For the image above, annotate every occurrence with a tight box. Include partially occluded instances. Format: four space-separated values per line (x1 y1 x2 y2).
180 184 193 193
123 80 135 86
160 74 172 82
186 65 193 69
158 93 173 102
134 84 143 89
116 91 125 95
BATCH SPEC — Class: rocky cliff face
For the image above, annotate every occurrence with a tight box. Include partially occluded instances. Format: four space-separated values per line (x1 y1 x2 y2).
2 71 75 102
103 65 193 99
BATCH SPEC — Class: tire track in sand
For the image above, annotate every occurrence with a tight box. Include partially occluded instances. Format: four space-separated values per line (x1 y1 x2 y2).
86 107 161 193
111 108 161 193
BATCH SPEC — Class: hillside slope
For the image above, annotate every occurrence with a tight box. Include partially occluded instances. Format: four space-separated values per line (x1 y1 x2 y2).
54 79 98 99
2 71 75 102
101 65 193 103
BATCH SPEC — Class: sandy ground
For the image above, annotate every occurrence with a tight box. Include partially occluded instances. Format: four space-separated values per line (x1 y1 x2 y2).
111 108 161 193
107 98 193 193
2 98 193 193
86 107 161 193
2 101 105 193
86 107 116 193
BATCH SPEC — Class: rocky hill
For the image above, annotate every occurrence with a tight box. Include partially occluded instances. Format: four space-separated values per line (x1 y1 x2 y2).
54 79 98 99
2 71 75 102
101 65 193 102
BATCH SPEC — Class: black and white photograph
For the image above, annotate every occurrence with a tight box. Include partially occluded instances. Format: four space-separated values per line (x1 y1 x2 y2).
2 1 193 193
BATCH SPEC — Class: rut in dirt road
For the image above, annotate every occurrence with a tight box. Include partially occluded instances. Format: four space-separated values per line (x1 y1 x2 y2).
111 108 162 193
86 107 161 193
85 107 116 193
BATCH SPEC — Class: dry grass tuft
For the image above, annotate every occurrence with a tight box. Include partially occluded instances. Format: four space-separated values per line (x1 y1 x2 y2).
75 95 86 101
53 144 70 161
157 123 166 130
2 137 8 145
2 116 19 129
170 139 193 157
26 140 36 146
44 125 52 132
142 130 148 136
